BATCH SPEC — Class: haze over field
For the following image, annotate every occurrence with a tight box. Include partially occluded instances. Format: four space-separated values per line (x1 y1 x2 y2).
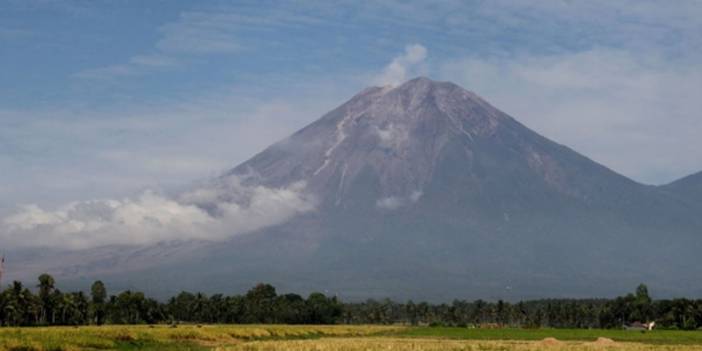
1 1 701 301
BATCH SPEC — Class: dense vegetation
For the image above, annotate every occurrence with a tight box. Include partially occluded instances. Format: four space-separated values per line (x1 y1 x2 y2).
0 275 343 326
344 284 702 330
1 275 701 330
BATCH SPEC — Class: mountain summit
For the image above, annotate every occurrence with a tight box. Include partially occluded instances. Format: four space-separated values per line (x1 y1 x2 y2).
230 77 661 215
17 78 702 301
230 77 520 203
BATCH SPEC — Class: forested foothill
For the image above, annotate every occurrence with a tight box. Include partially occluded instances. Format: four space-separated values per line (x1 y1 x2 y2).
1 275 700 330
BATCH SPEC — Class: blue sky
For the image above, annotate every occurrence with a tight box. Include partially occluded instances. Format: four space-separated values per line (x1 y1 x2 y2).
1 0 702 220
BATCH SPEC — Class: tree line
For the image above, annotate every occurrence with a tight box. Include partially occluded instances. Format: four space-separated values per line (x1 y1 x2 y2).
345 285 702 330
1 275 701 329
0 275 341 326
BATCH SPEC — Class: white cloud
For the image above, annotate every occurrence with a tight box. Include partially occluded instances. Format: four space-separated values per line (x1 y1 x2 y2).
75 9 250 80
129 55 180 67
376 190 423 210
72 6 334 79
1 176 316 250
376 196 403 211
352 1 701 55
375 44 428 86
75 54 180 80
0 77 351 210
155 10 324 54
439 48 702 184
74 64 139 80
156 12 241 54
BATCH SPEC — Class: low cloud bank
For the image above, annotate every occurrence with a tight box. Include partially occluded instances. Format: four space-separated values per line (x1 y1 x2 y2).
1 176 315 250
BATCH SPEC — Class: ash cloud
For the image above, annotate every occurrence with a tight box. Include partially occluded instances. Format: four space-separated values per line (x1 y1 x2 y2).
375 44 427 87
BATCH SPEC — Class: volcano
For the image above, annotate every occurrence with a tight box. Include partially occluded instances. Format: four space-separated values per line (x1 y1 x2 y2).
16 78 702 301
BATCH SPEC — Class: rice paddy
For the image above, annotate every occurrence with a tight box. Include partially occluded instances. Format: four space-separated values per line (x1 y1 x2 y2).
1 325 701 351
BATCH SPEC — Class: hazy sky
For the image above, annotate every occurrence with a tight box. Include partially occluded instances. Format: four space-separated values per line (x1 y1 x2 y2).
1 0 701 218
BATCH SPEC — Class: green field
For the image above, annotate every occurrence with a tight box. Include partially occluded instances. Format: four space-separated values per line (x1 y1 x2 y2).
397 327 702 344
2 325 702 351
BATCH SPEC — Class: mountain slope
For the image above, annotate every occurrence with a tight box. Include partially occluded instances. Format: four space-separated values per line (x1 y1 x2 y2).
659 171 702 218
17 77 702 301
139 77 701 300
663 171 702 199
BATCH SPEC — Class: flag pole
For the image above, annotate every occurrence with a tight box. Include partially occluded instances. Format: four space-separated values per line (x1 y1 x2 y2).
0 254 5 288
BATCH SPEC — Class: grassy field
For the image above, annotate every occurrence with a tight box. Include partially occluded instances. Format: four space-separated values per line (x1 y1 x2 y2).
0 325 401 351
226 337 702 351
1 325 702 351
396 327 702 344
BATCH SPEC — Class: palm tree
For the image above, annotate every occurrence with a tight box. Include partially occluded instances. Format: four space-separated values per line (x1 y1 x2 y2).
37 273 55 324
90 281 107 325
